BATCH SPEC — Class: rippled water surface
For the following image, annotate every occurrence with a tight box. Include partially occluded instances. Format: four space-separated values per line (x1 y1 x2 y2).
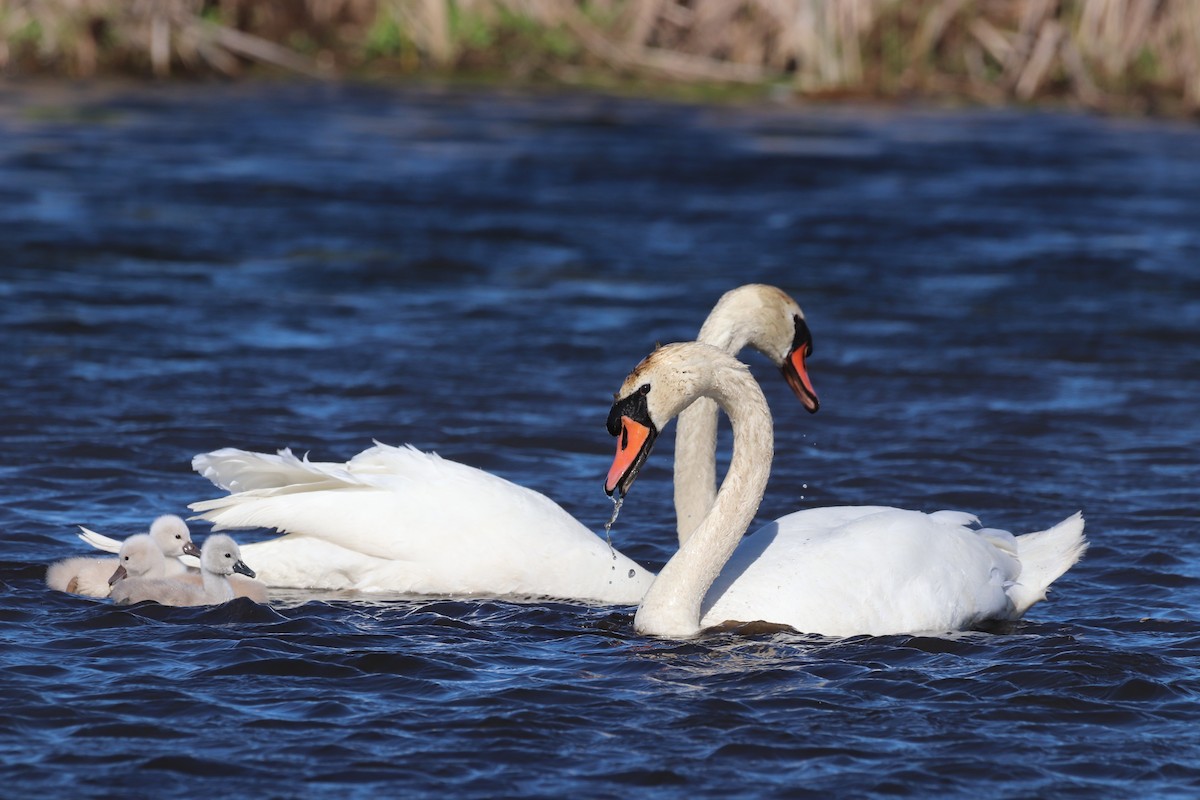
2 82 1199 798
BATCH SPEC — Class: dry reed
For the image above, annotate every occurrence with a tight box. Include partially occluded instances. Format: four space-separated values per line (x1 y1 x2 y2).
1 0 1197 114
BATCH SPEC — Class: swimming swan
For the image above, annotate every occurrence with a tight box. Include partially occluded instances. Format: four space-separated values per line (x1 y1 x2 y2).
185 285 819 603
109 534 255 607
604 341 1087 639
107 534 170 586
78 517 267 602
47 515 202 597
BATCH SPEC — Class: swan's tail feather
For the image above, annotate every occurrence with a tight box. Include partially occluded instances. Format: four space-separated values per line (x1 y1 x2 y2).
1009 512 1087 616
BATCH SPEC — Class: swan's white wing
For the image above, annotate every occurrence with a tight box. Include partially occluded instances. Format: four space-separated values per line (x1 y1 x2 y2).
700 507 1022 637
193 447 358 493
191 442 654 603
77 526 121 554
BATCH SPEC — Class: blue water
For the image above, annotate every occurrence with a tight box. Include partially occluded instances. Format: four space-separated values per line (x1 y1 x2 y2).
2 82 1199 798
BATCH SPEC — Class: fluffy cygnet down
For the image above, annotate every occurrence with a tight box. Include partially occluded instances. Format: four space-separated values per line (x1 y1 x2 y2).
48 515 201 597
107 534 169 586
110 534 259 607
143 514 203 575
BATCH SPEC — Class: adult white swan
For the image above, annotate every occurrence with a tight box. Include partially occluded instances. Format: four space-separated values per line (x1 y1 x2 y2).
181 285 820 603
604 341 1087 639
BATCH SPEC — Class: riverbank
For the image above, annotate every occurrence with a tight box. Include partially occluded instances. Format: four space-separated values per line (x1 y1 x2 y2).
2 0 1198 117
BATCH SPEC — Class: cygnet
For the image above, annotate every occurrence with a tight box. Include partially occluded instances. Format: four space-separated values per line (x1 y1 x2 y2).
76 514 201 575
47 515 202 598
107 534 170 586
110 534 257 607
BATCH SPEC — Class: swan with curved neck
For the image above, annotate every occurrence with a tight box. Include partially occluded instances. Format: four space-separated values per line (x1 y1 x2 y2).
172 286 817 603
606 342 1087 639
674 284 817 544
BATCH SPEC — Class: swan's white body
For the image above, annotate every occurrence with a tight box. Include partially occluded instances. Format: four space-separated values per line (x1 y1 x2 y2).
608 342 1087 639
173 285 816 603
699 506 1085 637
190 443 650 602
110 534 253 607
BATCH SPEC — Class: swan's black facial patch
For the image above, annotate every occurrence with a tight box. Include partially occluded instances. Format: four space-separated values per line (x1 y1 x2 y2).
782 313 820 413
607 386 652 436
605 387 660 497
791 314 813 357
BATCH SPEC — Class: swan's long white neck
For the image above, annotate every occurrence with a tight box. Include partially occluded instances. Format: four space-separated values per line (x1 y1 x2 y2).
638 359 773 639
673 397 719 543
674 306 755 545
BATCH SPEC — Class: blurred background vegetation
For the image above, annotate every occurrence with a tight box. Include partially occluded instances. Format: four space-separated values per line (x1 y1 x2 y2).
1 0 1197 115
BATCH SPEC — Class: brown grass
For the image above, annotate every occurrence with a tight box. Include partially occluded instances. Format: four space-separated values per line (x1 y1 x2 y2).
2 0 1198 114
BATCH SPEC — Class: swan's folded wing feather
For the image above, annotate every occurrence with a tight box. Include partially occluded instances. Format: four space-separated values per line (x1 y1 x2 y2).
77 526 121 554
193 447 359 493
189 440 655 602
701 507 1023 636
929 509 981 527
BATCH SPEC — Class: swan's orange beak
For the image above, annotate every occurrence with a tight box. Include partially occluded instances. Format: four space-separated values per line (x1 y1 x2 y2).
782 314 819 413
782 344 819 413
606 415 654 496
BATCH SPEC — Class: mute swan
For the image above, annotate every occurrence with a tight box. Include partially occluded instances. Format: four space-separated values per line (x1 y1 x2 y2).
674 285 817 543
47 515 202 597
220 573 269 603
77 517 268 602
107 534 170 586
183 285 819 603
110 534 256 607
605 342 1087 639
77 514 200 574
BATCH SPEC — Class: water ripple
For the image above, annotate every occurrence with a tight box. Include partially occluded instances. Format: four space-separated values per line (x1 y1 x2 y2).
1 83 1198 798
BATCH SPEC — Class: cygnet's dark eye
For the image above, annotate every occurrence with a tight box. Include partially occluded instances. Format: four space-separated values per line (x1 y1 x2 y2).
123 555 130 562
639 383 650 395
175 534 182 540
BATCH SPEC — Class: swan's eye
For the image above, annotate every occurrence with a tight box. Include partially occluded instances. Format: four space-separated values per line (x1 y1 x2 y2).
639 384 650 395
175 534 182 540
123 555 130 562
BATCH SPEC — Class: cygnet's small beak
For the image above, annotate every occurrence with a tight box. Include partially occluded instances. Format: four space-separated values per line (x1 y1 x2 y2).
107 564 128 586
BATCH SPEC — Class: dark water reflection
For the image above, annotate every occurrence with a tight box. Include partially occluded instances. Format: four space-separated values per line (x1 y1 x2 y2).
2 82 1199 797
